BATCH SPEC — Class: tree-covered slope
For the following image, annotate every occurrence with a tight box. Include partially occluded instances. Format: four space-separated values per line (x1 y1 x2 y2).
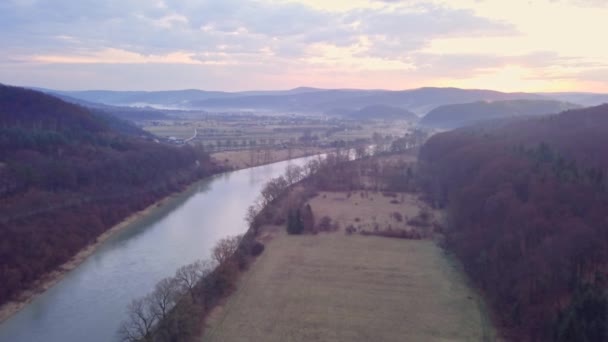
420 99 580 129
419 104 608 340
0 85 220 305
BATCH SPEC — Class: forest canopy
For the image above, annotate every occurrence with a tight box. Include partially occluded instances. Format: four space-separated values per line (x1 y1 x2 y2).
0 85 219 305
419 104 608 340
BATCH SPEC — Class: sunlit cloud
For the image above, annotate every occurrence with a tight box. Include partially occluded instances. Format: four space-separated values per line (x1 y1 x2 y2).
28 49 205 65
0 0 607 91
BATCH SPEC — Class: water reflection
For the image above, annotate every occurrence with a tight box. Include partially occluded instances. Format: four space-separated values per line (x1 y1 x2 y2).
0 155 317 342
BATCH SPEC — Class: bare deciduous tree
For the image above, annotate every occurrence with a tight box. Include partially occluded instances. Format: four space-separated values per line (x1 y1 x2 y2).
118 296 157 342
261 176 288 205
175 260 213 300
212 235 242 265
150 277 180 322
285 164 303 185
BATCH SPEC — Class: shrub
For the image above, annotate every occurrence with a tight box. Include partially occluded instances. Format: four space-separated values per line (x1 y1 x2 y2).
317 216 333 232
250 241 265 256
286 209 304 235
392 212 403 222
345 225 356 235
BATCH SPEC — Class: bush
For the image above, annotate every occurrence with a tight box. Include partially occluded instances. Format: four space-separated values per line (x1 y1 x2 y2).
251 241 265 256
286 209 304 235
317 216 333 232
345 225 356 235
392 212 403 222
382 192 398 198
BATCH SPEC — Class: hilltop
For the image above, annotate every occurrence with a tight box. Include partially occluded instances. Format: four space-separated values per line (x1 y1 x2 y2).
420 99 580 129
43 86 547 115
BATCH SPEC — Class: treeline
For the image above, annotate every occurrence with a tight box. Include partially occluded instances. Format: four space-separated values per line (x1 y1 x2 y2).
0 85 221 306
122 144 424 341
118 155 337 341
118 235 255 342
418 104 608 341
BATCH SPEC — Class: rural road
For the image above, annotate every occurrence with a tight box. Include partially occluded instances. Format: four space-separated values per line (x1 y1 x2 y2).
184 128 198 143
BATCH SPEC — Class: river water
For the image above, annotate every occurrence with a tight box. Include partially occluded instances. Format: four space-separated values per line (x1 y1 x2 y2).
0 156 318 342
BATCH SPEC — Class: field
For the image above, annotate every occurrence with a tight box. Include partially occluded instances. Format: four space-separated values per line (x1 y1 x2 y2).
141 115 411 151
308 191 434 233
202 191 494 342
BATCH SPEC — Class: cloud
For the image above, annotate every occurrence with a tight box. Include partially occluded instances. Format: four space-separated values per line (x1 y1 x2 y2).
0 0 513 59
1 0 607 92
351 3 515 58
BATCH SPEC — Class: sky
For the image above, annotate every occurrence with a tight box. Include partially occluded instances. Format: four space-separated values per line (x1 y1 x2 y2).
1 0 607 92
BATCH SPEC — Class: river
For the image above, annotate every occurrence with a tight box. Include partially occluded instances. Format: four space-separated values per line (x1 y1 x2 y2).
0 156 318 342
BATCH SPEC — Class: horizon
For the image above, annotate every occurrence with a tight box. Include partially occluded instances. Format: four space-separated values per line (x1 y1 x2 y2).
2 1 608 92
14 84 608 95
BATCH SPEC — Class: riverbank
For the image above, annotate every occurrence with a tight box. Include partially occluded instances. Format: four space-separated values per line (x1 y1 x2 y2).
202 162 496 340
0 185 195 324
0 151 323 325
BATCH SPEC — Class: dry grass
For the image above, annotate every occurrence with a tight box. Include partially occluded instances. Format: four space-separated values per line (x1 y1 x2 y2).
202 231 494 342
308 191 437 234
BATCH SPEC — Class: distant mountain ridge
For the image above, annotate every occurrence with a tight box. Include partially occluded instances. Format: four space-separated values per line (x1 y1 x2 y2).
39 86 551 115
420 99 580 129
37 86 608 118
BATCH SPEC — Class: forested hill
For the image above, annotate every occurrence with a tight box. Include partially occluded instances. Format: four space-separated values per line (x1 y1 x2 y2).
419 99 579 129
419 104 608 341
0 85 220 306
1 85 154 137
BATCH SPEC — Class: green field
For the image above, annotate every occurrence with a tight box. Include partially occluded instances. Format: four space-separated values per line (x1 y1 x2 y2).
203 232 495 342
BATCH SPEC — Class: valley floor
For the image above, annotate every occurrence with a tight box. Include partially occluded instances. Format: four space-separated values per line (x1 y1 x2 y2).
202 192 495 342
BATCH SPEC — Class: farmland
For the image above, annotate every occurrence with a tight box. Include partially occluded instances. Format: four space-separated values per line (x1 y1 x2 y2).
202 191 495 342
141 114 412 151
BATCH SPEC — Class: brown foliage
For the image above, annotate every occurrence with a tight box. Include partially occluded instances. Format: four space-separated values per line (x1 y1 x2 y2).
419 104 608 340
0 85 218 306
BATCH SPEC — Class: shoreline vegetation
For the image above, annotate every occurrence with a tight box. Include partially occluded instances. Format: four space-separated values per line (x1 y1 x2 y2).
0 86 222 323
116 153 335 341
121 138 492 342
210 147 329 170
200 147 494 341
0 187 188 323
0 150 324 325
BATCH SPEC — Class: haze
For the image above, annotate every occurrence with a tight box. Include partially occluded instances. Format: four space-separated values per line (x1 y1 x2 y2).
2 0 608 92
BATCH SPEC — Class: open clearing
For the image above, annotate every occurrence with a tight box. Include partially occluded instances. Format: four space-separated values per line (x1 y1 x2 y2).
308 191 434 233
203 192 494 342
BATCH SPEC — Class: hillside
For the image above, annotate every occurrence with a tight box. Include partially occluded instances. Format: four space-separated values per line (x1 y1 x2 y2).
44 87 328 109
420 99 580 129
50 87 545 115
191 87 544 114
419 104 608 340
54 93 172 121
544 92 608 107
332 104 419 121
0 85 219 306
